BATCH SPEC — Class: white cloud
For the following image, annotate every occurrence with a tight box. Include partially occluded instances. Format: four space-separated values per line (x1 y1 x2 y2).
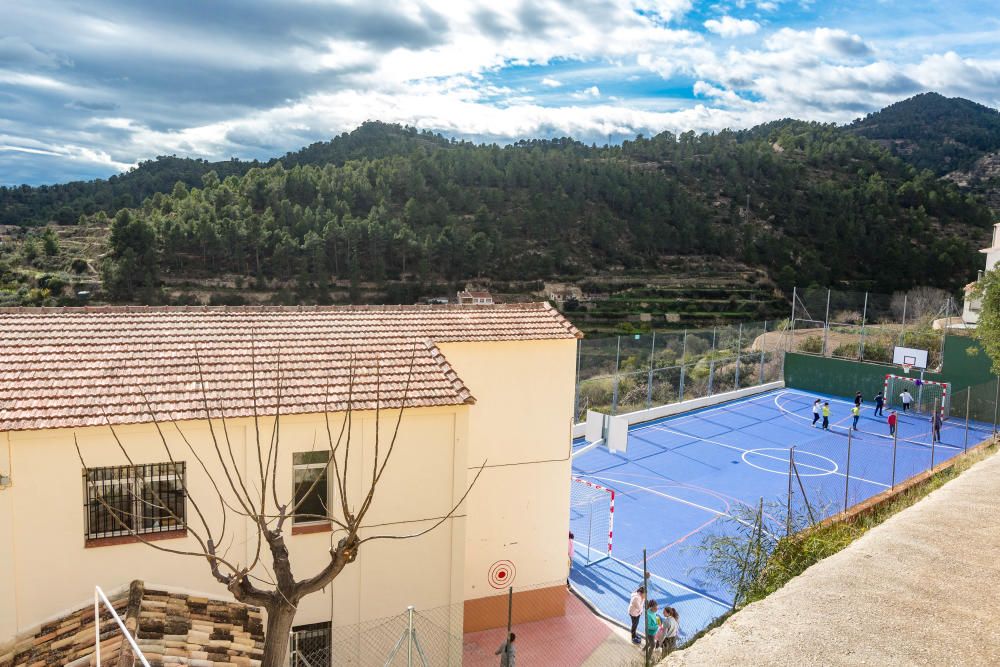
3 0 1000 184
571 85 601 99
632 0 693 22
765 27 871 59
704 16 761 38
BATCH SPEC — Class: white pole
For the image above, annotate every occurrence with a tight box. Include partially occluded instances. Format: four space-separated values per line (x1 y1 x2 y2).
407 605 414 667
95 586 151 667
95 588 101 667
823 289 831 356
858 292 868 360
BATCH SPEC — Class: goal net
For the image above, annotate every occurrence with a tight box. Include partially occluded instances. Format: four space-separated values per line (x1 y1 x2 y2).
884 374 950 418
570 478 614 565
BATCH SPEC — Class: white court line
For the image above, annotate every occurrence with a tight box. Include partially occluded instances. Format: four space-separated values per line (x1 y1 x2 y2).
775 390 964 451
588 474 781 539
629 390 783 433
648 423 890 489
572 539 731 609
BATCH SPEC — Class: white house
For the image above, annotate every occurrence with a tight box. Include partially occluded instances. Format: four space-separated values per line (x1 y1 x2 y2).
962 222 1000 326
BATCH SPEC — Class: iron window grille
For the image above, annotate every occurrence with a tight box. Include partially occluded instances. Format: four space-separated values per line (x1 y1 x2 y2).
290 622 331 667
292 451 329 524
84 462 186 540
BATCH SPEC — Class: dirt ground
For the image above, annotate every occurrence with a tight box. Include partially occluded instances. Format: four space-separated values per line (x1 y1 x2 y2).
665 449 1000 666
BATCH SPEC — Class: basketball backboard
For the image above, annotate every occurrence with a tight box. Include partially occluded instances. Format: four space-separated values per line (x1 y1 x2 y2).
892 345 928 369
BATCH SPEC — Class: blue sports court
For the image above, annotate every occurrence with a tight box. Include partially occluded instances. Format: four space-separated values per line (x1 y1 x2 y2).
568 387 994 642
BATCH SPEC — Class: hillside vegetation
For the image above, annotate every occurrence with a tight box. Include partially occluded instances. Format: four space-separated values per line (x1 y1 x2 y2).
849 92 1000 214
0 99 996 315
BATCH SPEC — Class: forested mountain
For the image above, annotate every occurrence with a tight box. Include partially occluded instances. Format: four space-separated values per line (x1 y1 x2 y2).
1 109 996 313
94 120 990 300
0 156 258 227
849 93 1000 174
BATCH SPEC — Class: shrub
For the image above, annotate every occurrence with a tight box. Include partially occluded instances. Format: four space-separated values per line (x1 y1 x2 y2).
799 335 823 353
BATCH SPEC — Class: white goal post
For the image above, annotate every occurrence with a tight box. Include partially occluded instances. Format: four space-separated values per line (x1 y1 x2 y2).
570 478 614 565
883 374 949 419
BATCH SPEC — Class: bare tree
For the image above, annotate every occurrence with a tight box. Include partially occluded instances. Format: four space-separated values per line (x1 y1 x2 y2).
75 343 483 667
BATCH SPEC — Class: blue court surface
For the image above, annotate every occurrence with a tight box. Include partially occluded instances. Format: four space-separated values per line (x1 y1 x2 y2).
569 387 994 642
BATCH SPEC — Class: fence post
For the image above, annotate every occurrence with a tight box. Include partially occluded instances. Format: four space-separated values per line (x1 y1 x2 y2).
994 376 999 437
708 360 715 396
735 323 743 389
858 291 868 360
891 424 898 489
791 286 797 335
931 397 939 469
506 587 513 640
611 336 621 415
843 428 853 513
643 550 651 666
786 446 794 536
964 387 971 453
823 289 831 356
899 293 908 348
759 320 767 385
679 329 688 400
407 605 414 667
646 331 656 409
573 338 582 423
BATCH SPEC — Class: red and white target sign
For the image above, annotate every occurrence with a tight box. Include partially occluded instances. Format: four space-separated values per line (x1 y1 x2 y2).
488 560 516 588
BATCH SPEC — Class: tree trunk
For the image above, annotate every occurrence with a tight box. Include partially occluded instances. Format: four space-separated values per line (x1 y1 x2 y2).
260 599 298 667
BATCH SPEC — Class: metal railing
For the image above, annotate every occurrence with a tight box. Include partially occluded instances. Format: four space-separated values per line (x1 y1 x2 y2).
94 585 150 667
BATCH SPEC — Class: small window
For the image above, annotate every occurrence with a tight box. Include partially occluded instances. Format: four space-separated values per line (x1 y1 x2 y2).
84 462 186 540
293 451 329 524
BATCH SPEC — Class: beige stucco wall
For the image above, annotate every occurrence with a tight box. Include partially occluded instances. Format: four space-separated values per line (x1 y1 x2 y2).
0 405 469 637
0 334 580 641
438 339 576 599
0 432 15 641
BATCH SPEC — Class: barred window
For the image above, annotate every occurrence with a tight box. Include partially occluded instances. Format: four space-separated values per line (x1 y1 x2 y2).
84 462 186 540
290 622 331 667
292 451 329 524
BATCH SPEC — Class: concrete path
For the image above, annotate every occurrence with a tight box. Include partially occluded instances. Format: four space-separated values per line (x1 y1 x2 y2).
666 449 1000 666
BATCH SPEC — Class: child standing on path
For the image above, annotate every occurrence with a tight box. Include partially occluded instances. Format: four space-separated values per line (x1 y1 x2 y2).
851 404 860 430
933 411 943 443
888 410 898 436
812 399 821 427
854 391 863 408
628 587 645 644
873 391 885 416
900 390 913 412
822 402 831 430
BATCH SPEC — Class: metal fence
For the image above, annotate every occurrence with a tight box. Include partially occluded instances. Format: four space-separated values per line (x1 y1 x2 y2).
789 286 960 368
293 581 643 667
574 320 788 422
785 375 999 536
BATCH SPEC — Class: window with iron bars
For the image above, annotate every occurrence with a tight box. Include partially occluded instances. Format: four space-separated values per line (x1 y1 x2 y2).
83 462 186 540
290 622 331 667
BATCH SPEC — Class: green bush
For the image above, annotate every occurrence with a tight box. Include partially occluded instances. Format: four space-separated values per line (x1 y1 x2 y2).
831 342 859 359
799 335 823 353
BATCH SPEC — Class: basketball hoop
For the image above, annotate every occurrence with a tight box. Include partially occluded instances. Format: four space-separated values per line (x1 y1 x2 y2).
902 364 912 375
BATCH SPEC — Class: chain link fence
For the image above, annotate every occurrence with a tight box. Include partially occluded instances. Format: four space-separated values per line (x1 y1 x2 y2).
789 286 960 368
782 376 999 540
574 320 788 421
290 580 642 667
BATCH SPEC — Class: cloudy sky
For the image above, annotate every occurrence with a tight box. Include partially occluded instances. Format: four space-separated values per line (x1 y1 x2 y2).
2 0 999 185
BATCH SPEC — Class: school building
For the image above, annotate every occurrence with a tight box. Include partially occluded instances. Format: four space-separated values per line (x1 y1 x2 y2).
0 304 579 662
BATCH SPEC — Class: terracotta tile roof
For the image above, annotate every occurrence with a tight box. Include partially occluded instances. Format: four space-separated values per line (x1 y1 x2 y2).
0 304 580 432
0 580 264 667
